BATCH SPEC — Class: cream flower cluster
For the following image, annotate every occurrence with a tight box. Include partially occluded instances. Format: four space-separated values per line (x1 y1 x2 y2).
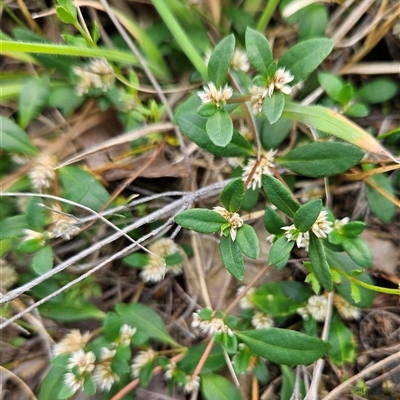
191 308 234 337
63 350 96 394
28 154 57 192
242 150 277 190
213 206 243 241
250 67 294 114
140 238 185 283
198 82 233 109
74 59 115 96
297 294 328 322
131 349 156 378
164 362 200 394
93 348 119 392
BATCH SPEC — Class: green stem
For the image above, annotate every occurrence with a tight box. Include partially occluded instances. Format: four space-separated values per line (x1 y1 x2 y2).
333 268 400 296
256 0 281 32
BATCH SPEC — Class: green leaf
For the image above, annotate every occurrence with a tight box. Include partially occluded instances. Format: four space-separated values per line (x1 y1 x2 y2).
245 27 273 76
262 175 300 217
197 102 217 117
281 365 296 400
116 303 177 346
0 115 39 155
350 282 361 303
26 197 45 231
318 72 344 102
268 235 294 267
175 95 253 157
278 38 334 85
345 103 369 118
40 301 104 321
264 206 285 234
103 312 122 341
83 374 97 396
337 83 354 106
328 316 357 366
58 166 110 212
236 224 260 259
326 249 375 307
309 233 333 291
208 34 235 87
38 365 65 400
174 209 226 233
340 221 366 237
263 91 285 124
278 142 364 178
365 171 396 223
297 4 328 41
178 342 225 373
341 237 373 268
356 78 398 104
55 6 78 25
0 215 27 239
201 373 242 400
236 328 330 365
259 117 292 149
123 252 150 268
18 77 50 129
220 178 244 212
206 110 233 147
57 0 77 17
220 332 238 354
31 245 53 275
219 235 244 280
293 199 322 232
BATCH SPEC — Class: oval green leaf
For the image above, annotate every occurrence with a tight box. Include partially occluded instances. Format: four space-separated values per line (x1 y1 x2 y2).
220 178 244 212
309 232 333 291
356 78 398 104
208 34 235 87
328 317 357 366
201 373 242 400
264 206 285 234
245 27 273 76
26 196 46 231
293 199 322 232
262 175 300 217
0 116 39 155
174 209 226 233
219 235 244 280
278 142 364 178
32 245 54 275
236 328 330 365
341 236 373 268
263 91 285 124
268 235 294 266
236 224 260 259
206 109 233 147
278 38 334 85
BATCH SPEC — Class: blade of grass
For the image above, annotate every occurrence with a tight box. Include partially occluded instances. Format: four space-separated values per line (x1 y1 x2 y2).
256 0 281 32
151 0 208 80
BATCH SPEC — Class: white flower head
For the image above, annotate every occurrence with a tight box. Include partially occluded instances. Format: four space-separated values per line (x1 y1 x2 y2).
49 206 80 240
334 217 350 231
28 154 57 191
93 348 119 392
334 294 361 320
305 294 328 322
213 206 243 241
251 311 274 329
22 229 46 247
131 349 156 378
311 210 333 239
140 256 167 282
52 329 91 357
231 48 250 72
0 259 18 289
67 350 96 374
63 372 84 393
237 286 256 310
198 82 233 109
281 224 307 249
272 67 294 95
115 324 137 346
249 85 269 114
182 375 200 394
242 150 277 190
191 308 233 337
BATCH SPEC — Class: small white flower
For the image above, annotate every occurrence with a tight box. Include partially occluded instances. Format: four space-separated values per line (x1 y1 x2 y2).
191 309 233 337
251 311 274 329
115 324 136 346
305 295 328 322
231 48 250 72
0 259 18 289
63 372 84 393
242 150 277 190
213 207 243 241
334 217 350 231
68 350 96 374
237 286 256 310
140 257 167 282
334 295 361 320
249 85 269 114
182 376 200 394
22 229 45 246
131 349 156 378
28 154 57 191
281 224 305 248
49 207 80 241
311 210 333 239
198 82 233 108
93 348 119 392
272 67 294 95
164 362 177 381
52 329 91 357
